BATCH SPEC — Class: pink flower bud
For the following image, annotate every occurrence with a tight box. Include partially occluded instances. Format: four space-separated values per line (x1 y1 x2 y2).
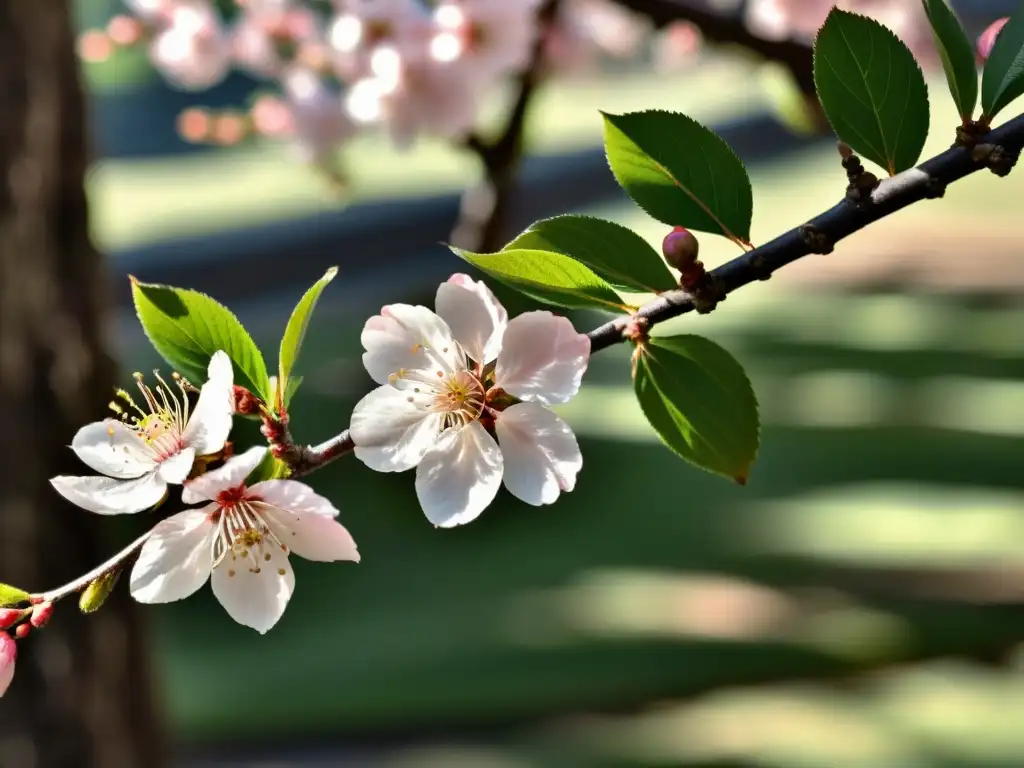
978 17 1009 62
0 632 15 697
0 610 22 630
29 602 53 629
662 226 700 269
13 623 29 641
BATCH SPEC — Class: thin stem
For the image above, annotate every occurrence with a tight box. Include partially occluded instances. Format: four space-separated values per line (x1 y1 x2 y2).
38 529 153 604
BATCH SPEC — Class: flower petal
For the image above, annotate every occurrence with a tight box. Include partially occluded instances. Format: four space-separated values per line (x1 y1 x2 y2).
130 508 217 603
360 303 462 385
211 545 294 634
260 504 360 563
70 420 157 479
415 421 503 528
181 446 267 504
0 632 15 698
495 402 582 506
182 350 235 455
247 479 338 517
158 446 195 485
435 273 507 364
50 471 166 515
350 385 443 472
494 311 590 405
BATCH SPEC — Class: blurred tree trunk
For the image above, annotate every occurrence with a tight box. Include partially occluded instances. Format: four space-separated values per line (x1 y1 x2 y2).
0 3 165 767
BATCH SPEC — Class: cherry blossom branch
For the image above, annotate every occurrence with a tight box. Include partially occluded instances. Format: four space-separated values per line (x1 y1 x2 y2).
587 114 1024 352
268 112 1023 478
453 0 561 252
37 529 153 604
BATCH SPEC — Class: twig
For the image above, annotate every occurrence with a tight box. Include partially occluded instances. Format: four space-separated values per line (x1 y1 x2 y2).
452 0 561 252
587 113 1024 352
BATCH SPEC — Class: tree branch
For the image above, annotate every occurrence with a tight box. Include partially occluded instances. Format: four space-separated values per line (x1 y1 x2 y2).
274 114 1024 475
588 118 1024 352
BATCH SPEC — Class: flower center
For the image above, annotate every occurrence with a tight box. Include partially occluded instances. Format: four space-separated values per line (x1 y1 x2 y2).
434 369 486 429
211 495 289 578
110 370 197 460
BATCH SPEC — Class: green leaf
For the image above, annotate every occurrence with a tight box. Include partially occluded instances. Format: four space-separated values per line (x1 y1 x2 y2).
602 110 753 243
981 3 1024 119
278 267 337 406
633 334 759 483
79 570 122 614
813 9 930 175
0 583 31 608
251 449 291 482
505 215 676 293
922 0 979 120
452 247 627 311
131 278 271 400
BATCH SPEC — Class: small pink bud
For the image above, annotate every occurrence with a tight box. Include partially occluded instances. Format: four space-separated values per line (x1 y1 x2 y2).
14 623 29 640
978 17 1009 62
29 602 53 629
0 633 15 697
662 226 700 270
0 610 22 630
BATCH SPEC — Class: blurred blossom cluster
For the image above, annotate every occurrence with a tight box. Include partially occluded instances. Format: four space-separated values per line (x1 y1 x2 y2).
744 0 938 64
85 0 664 175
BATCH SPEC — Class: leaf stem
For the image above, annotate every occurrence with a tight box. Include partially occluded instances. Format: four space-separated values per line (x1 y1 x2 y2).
37 529 153 604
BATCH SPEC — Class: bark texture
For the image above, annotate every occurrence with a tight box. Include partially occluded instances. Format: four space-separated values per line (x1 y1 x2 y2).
0 2 165 766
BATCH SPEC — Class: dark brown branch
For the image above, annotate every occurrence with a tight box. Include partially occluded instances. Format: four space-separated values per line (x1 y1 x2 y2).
452 0 561 252
587 114 1024 352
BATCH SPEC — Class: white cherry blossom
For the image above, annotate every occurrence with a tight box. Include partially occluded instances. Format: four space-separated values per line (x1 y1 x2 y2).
329 0 432 81
0 632 15 698
430 0 541 79
130 446 359 634
350 273 590 527
50 351 234 516
149 0 232 91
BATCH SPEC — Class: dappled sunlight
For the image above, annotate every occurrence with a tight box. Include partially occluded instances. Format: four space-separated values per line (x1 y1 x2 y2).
742 483 1024 568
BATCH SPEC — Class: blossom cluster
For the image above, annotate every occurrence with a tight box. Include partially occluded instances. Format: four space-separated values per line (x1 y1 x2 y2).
0 274 590 696
91 0 658 166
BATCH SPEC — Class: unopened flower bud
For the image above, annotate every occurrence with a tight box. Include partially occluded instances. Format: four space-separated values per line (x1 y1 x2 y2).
662 226 700 270
14 623 30 640
29 602 54 629
0 610 21 630
233 385 260 415
0 632 15 697
978 17 1008 62
837 141 853 160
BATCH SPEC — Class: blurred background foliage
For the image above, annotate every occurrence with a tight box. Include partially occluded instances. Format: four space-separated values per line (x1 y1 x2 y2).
73 0 1024 764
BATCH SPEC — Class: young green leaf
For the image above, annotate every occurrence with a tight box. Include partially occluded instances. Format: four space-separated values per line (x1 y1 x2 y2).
251 450 291 482
981 2 1024 119
813 9 930 175
131 278 271 400
0 584 30 608
504 215 677 293
633 335 759 483
279 267 337 408
602 110 753 243
452 247 627 311
923 0 979 120
79 570 122 614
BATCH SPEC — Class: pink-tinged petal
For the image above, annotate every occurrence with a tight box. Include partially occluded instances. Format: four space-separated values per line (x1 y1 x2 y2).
181 446 267 504
248 479 339 517
0 632 15 698
50 471 166 515
261 505 360 563
435 273 507 364
350 385 443 472
182 350 235 455
158 446 195 485
414 421 503 527
360 303 462 385
495 402 582 506
130 508 217 603
70 420 157 479
211 545 294 634
494 311 590 405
